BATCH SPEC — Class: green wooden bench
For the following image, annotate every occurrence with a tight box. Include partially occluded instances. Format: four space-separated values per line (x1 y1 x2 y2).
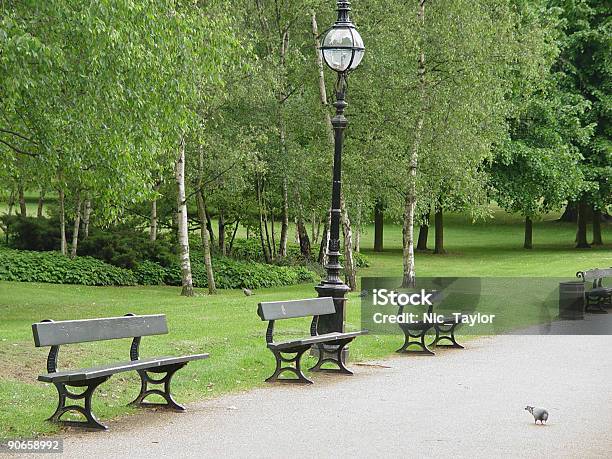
257 297 368 384
32 313 208 430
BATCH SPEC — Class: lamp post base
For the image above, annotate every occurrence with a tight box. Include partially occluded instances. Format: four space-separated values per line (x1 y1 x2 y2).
315 280 351 362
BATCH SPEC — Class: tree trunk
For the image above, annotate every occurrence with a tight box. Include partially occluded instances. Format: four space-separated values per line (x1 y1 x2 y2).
70 193 82 259
271 213 277 258
296 217 311 259
374 199 384 252
18 183 26 217
196 147 216 294
218 211 226 255
318 215 329 265
592 208 603 245
257 177 272 263
279 177 289 257
524 216 533 249
58 186 67 256
402 0 426 288
576 198 591 249
262 183 273 259
175 137 194 296
354 206 361 253
295 194 311 259
150 199 158 241
228 220 239 254
311 212 317 246
417 212 430 251
277 28 290 259
204 206 214 246
37 189 45 218
82 198 91 238
559 201 577 222
196 190 216 294
341 196 356 291
434 207 445 254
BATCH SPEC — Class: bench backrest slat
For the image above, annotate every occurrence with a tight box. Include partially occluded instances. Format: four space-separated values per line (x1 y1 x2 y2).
577 268 612 281
257 297 335 321
32 315 168 347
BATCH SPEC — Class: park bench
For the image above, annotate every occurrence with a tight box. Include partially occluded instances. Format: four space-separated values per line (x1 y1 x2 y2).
257 297 368 384
576 268 612 313
32 313 208 430
396 290 464 355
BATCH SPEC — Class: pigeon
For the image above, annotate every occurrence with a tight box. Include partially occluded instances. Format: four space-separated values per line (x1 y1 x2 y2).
242 288 254 296
525 406 549 425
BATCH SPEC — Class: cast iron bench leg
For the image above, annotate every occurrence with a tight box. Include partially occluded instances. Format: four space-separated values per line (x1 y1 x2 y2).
585 295 609 314
48 376 110 430
309 338 353 374
396 328 435 355
433 322 464 349
130 363 187 411
265 344 313 384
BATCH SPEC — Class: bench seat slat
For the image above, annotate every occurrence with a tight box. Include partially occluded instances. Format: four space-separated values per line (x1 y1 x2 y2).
268 331 368 350
38 354 209 383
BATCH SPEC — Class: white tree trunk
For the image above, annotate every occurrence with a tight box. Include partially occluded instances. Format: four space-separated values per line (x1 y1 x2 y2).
402 0 426 288
341 196 356 291
70 193 82 259
175 137 194 296
82 198 91 238
150 199 157 241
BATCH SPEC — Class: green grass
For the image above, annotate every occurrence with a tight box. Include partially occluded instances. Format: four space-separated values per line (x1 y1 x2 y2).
0 209 610 438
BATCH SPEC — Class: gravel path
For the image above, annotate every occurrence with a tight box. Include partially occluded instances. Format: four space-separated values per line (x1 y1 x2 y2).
17 335 612 458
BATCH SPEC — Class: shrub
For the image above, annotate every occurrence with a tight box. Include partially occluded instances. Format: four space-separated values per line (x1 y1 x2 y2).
0 216 65 251
78 228 175 269
164 256 318 289
133 260 167 285
0 248 136 286
352 251 370 268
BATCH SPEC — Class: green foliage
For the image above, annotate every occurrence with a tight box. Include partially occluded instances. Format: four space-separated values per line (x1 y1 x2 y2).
133 260 167 286
0 216 64 251
0 248 136 286
78 228 175 269
164 257 317 290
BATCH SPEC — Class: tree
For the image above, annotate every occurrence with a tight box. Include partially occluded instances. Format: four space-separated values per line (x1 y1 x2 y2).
551 0 612 246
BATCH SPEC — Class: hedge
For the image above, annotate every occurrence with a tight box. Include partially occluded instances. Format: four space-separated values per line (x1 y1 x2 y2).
163 257 318 289
0 248 136 286
0 248 318 289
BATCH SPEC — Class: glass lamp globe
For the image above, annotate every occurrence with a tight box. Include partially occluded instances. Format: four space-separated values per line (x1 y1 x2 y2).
321 25 365 73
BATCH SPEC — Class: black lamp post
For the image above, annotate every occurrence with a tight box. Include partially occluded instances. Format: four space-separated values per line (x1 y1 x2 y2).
316 0 365 337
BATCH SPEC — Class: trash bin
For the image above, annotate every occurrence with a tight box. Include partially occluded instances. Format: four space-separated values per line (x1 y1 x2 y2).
559 281 585 320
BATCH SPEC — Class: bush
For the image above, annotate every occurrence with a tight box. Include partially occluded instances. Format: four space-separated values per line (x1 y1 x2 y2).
0 248 136 286
78 228 175 269
352 251 370 268
163 257 318 289
0 216 64 251
133 260 167 285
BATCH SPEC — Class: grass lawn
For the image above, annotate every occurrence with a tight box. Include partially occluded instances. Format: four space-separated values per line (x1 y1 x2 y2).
0 209 610 438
